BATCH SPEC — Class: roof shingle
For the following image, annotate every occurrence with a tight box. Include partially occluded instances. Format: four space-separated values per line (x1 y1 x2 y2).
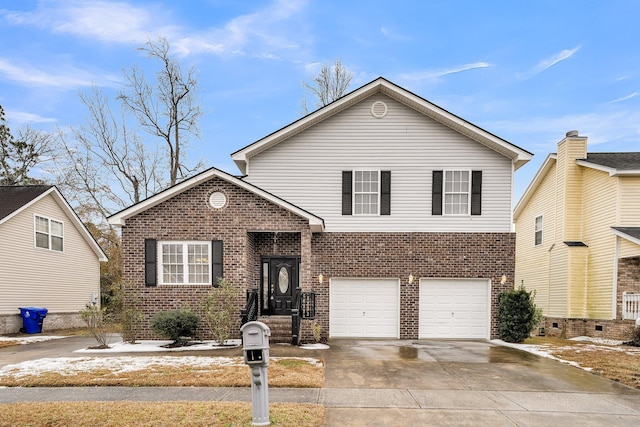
0 185 52 221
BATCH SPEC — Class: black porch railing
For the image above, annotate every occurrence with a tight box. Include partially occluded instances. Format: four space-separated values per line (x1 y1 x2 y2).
292 287 316 345
240 288 259 330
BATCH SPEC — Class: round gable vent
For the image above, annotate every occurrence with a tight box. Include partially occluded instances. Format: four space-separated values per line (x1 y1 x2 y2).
371 101 388 118
209 191 227 209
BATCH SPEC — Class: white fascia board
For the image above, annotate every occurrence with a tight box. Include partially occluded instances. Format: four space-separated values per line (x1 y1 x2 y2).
108 168 325 232
611 228 640 246
513 154 557 220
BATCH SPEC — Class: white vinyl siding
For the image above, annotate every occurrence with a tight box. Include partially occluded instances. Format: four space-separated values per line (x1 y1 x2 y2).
158 241 211 285
244 93 513 233
0 194 100 315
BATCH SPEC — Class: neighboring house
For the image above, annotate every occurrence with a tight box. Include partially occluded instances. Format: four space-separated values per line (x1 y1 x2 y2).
108 77 532 342
0 186 107 334
514 131 640 340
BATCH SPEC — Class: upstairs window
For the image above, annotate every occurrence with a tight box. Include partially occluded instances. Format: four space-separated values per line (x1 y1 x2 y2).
34 215 64 252
534 215 543 246
432 170 482 216
354 171 379 215
444 171 470 215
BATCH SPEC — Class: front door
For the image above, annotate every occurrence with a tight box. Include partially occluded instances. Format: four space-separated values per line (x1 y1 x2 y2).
261 257 299 315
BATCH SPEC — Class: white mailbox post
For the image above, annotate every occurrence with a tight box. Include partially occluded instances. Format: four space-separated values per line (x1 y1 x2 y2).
241 321 271 426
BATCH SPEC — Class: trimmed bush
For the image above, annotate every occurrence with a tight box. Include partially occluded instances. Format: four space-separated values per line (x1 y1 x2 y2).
150 309 199 345
498 286 540 343
202 278 239 345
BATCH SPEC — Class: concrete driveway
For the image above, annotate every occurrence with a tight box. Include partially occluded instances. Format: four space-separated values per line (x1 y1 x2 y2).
1 336 639 426
322 339 640 426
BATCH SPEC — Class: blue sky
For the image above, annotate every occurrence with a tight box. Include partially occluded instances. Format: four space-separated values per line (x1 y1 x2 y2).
1 0 639 203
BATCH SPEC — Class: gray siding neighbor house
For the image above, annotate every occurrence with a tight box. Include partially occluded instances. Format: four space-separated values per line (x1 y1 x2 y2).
108 77 532 343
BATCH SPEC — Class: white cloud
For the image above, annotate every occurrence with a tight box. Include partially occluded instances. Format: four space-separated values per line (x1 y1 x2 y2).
531 46 580 75
380 25 411 41
5 111 57 125
400 62 492 81
0 57 120 89
607 92 638 104
3 0 182 45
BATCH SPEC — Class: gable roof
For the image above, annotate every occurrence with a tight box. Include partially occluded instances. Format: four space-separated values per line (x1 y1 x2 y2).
576 152 640 176
514 153 557 219
0 185 52 221
231 77 533 175
612 227 640 246
0 185 107 261
107 167 325 232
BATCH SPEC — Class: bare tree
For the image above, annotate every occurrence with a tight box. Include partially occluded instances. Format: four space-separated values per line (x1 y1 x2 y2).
301 60 353 114
56 86 164 226
118 37 203 186
0 105 55 185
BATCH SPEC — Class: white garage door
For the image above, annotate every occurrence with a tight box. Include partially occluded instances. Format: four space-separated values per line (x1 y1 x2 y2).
419 279 490 339
330 278 399 338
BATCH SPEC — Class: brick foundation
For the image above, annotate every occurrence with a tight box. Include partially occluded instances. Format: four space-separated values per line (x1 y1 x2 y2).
542 317 637 341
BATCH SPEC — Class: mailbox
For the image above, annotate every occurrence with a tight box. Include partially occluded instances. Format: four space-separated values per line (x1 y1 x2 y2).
240 321 271 426
241 321 271 366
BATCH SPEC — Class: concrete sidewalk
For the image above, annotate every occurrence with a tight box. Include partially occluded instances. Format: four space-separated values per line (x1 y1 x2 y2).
1 337 640 426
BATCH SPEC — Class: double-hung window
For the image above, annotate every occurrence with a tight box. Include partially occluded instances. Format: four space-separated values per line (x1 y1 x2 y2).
534 215 543 246
354 170 379 215
444 170 470 215
159 241 211 285
35 215 64 252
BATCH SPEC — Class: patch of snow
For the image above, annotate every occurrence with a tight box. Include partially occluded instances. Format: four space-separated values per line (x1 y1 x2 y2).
0 335 68 345
300 343 330 350
491 339 583 368
0 356 246 379
75 339 242 353
569 336 624 346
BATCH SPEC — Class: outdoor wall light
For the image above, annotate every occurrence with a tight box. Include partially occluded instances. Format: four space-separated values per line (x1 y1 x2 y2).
501 275 507 285
318 274 323 284
408 274 414 284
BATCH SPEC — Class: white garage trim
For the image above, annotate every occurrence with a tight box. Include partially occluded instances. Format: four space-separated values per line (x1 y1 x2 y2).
329 278 400 338
419 278 491 339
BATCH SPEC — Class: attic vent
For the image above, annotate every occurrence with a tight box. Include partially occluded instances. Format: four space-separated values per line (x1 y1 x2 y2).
209 191 227 209
371 101 388 118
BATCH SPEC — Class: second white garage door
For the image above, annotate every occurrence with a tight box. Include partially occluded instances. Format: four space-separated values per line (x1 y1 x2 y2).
419 279 490 339
330 278 399 338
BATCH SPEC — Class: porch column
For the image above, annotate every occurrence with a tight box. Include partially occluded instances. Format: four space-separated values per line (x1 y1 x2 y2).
300 228 312 292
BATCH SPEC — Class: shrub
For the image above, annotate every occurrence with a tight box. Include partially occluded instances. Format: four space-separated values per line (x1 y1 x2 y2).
498 286 539 343
80 304 112 349
202 278 239 345
107 282 143 344
623 326 640 347
150 309 199 345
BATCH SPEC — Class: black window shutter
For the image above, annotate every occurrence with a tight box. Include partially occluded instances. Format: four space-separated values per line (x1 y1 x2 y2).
342 171 352 215
432 171 443 216
211 240 223 287
144 239 157 287
471 170 482 216
380 171 391 215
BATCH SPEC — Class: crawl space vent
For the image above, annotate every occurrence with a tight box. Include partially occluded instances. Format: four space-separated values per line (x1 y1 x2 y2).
371 101 388 118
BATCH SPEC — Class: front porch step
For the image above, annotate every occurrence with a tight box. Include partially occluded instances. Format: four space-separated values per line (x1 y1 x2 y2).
258 315 292 344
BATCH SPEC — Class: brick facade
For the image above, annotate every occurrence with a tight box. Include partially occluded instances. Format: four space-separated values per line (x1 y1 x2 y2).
121 176 515 341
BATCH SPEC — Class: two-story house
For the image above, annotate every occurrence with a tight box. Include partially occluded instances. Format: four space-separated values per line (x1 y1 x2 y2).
0 185 107 334
108 77 532 342
514 131 640 340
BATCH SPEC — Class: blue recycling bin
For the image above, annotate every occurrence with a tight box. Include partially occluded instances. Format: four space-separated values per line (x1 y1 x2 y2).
19 307 48 334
